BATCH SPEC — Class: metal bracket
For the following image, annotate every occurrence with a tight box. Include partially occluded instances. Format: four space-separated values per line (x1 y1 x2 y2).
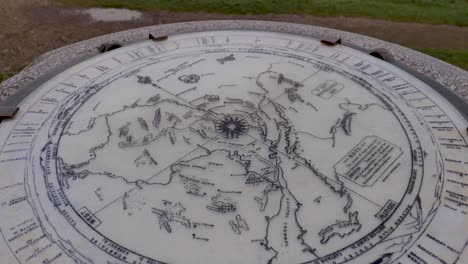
149 34 168 42
321 36 342 46
0 106 19 121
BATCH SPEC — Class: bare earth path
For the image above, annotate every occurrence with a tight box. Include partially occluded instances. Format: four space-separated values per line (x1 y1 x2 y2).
0 0 467 83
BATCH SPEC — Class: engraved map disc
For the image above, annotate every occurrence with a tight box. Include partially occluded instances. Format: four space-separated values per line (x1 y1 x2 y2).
0 30 467 264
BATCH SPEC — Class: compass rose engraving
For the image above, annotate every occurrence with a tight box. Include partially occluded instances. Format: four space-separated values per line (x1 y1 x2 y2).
215 115 249 138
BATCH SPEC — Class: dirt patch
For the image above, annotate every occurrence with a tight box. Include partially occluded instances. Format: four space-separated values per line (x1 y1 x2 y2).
1 0 467 80
157 12 468 50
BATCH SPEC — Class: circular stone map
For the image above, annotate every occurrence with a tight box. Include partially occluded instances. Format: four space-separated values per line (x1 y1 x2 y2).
0 30 467 264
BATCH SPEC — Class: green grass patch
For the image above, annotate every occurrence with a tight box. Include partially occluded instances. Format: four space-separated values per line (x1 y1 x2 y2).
0 70 19 84
56 0 468 26
415 48 468 70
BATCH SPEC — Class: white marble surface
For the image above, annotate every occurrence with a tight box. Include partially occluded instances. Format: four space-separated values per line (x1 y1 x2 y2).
0 29 466 264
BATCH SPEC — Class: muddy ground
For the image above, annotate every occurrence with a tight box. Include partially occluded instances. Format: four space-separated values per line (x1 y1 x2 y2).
1 0 467 80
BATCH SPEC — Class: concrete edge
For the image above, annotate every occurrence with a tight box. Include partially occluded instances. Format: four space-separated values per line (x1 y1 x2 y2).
1 20 467 103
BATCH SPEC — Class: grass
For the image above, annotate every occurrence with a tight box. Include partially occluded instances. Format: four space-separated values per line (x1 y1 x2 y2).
415 48 468 70
0 70 19 84
56 0 468 26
